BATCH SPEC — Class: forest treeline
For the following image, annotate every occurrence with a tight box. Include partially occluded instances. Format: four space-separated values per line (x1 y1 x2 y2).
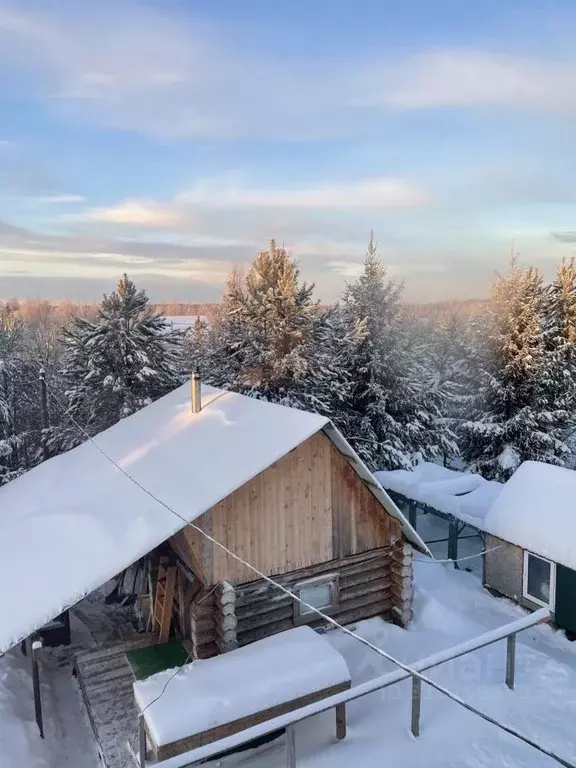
2 234 576 486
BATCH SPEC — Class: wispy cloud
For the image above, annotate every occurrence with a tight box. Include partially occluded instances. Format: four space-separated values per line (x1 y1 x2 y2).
70 177 429 235
37 194 85 204
1 5 576 140
175 178 429 209
78 199 183 227
364 50 576 112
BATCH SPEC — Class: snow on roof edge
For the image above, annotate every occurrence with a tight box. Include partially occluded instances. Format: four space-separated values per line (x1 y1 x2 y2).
483 461 576 570
322 423 430 556
0 387 330 653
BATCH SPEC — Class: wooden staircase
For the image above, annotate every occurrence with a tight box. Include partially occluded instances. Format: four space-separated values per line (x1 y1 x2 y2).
75 646 139 768
153 557 177 644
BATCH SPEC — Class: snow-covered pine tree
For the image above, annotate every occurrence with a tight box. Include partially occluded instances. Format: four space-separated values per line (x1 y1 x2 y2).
284 304 367 420
421 310 472 414
209 241 319 400
541 258 576 413
417 309 475 464
342 232 451 470
459 261 570 480
184 264 251 389
59 274 183 442
0 308 26 484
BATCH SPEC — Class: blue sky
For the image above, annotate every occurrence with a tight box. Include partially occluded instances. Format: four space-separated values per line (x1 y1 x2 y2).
1 0 576 302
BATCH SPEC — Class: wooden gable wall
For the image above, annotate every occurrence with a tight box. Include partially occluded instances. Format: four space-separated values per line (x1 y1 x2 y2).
170 430 403 585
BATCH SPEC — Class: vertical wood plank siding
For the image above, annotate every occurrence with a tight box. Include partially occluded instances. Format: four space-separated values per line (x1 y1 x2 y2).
169 430 403 586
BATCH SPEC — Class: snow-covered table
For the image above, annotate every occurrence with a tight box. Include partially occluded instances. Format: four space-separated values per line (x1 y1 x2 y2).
134 626 351 763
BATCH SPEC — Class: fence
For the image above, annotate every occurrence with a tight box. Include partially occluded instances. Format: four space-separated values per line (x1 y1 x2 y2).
138 606 550 768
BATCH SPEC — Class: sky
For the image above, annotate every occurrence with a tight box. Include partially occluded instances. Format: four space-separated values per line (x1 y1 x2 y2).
1 0 576 303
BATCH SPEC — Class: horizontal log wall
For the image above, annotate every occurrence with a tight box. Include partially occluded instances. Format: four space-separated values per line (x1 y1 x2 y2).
189 588 218 660
234 547 394 647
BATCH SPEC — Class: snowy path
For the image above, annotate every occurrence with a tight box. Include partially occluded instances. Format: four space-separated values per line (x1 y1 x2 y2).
205 562 576 768
41 651 101 768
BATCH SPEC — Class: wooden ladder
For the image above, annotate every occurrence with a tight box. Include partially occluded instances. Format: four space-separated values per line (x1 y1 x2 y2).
153 557 177 644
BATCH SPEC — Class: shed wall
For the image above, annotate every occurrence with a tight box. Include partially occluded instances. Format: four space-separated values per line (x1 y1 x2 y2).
484 534 542 612
170 430 402 585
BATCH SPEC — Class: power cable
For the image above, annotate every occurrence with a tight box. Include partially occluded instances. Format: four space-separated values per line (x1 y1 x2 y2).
41 382 575 768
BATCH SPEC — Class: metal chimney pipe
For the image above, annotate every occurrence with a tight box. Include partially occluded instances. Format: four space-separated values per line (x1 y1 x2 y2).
191 370 201 413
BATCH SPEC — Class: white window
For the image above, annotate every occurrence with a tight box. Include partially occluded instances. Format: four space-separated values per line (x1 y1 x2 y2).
294 575 339 620
523 551 556 608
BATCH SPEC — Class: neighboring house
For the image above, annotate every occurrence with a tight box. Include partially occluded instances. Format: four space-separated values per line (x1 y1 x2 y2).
162 315 209 332
483 461 576 635
375 462 503 563
0 379 427 765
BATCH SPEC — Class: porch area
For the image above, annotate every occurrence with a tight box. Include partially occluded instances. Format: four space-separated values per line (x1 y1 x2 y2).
75 637 190 768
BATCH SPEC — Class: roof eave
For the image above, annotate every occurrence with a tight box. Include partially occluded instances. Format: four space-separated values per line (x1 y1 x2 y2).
321 422 431 557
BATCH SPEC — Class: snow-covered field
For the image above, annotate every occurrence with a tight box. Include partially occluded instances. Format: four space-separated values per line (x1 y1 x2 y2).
3 560 576 768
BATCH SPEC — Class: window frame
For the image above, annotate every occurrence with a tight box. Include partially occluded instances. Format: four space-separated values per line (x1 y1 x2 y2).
522 550 556 609
293 573 339 623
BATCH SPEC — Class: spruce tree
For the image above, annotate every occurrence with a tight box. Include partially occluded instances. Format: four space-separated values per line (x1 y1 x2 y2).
286 304 367 420
60 274 183 441
459 262 569 480
208 241 319 400
542 258 576 414
418 310 474 463
0 309 25 484
342 232 450 469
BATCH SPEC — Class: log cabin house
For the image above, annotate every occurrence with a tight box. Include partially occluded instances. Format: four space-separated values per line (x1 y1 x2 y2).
0 378 428 764
154 375 428 657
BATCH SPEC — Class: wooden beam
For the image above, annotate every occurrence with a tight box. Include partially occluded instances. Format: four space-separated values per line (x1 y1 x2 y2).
411 676 421 737
28 638 44 739
335 703 346 740
139 715 147 768
506 634 516 690
158 564 177 644
151 681 351 761
286 725 296 768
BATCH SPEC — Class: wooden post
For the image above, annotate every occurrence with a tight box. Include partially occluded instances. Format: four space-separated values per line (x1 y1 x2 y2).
214 581 238 654
447 518 459 566
139 715 147 768
28 638 44 738
286 724 296 768
506 633 516 690
411 676 421 737
335 702 347 740
408 502 418 530
39 368 49 462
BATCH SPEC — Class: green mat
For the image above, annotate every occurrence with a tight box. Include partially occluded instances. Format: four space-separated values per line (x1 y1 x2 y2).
126 641 190 681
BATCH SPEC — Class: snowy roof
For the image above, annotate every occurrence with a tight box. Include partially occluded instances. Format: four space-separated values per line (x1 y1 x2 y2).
484 461 576 569
375 462 503 527
0 383 425 653
134 625 351 747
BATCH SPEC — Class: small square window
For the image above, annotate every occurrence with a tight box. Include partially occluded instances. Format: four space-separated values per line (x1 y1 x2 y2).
523 552 556 608
294 575 338 620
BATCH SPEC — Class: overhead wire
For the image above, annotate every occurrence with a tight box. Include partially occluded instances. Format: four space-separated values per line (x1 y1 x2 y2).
39 378 575 768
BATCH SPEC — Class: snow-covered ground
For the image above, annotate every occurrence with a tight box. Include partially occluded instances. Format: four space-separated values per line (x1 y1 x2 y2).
204 562 576 768
4 560 576 768
0 643 99 768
